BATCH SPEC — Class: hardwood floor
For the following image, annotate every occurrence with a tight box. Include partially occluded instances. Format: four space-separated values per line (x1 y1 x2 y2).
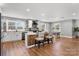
1 38 79 56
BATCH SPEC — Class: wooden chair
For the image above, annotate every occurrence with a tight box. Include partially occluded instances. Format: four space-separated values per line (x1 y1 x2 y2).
44 32 53 44
45 35 53 44
35 37 44 48
35 32 44 48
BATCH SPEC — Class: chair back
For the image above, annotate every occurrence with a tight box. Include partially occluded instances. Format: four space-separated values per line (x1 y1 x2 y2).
44 32 49 39
38 32 44 38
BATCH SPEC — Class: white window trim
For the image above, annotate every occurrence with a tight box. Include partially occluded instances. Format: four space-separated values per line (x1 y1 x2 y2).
6 20 16 31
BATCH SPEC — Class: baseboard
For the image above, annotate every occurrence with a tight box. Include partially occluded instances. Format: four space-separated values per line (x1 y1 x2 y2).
26 45 35 48
1 39 22 43
60 35 72 38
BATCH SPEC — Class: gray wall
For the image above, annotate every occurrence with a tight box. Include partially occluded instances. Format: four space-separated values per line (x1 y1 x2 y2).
76 20 79 27
51 20 73 38
51 19 79 38
60 20 72 37
75 20 79 36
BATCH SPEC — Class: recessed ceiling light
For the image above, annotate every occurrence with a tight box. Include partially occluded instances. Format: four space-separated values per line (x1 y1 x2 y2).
0 3 5 6
41 13 45 16
72 12 76 16
26 8 30 12
55 17 58 19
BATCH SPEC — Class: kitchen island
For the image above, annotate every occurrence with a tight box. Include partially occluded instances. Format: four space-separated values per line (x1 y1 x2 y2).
25 32 37 48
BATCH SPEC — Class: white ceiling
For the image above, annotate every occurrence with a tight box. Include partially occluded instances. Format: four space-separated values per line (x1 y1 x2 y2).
1 3 79 22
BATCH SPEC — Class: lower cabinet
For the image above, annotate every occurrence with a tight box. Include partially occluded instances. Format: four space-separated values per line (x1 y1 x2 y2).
28 35 37 46
1 32 22 42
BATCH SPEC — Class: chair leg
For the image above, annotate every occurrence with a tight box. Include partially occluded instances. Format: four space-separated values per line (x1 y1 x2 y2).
47 39 49 44
51 39 53 44
43 40 44 46
38 41 40 48
35 40 37 47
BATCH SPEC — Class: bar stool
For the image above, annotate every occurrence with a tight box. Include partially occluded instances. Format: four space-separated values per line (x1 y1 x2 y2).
46 35 53 44
35 37 44 48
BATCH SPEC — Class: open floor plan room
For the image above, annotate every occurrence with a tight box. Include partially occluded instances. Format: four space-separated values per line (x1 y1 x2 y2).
1 3 79 56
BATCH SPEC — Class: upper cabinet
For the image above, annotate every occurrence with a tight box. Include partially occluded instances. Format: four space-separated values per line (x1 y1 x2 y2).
1 16 26 32
7 20 16 31
7 20 25 31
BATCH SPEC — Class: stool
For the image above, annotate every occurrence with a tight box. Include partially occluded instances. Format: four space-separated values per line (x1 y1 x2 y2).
35 38 44 48
45 36 53 44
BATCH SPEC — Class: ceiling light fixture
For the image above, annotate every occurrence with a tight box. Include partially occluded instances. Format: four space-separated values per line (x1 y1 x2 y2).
26 8 30 12
72 12 76 16
41 13 45 16
0 3 5 6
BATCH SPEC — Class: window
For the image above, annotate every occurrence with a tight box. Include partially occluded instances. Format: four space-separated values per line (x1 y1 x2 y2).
8 22 16 30
7 20 16 31
16 21 25 31
52 23 61 32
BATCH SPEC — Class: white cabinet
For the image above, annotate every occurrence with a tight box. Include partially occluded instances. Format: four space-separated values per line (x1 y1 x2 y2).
7 20 16 31
1 32 22 42
16 32 22 40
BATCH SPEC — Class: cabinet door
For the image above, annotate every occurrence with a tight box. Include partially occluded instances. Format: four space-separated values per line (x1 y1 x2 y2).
28 35 37 46
7 20 16 31
16 32 22 40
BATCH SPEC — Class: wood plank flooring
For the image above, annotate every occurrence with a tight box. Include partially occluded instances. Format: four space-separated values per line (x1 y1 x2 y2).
1 38 79 56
